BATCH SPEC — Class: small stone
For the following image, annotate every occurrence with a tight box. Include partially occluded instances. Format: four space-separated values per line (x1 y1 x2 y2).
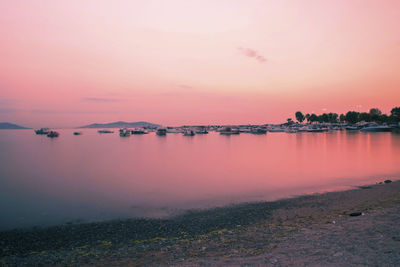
349 212 362 217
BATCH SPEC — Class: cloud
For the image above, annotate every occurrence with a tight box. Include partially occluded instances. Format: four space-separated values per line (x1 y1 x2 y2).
237 47 267 63
82 97 123 102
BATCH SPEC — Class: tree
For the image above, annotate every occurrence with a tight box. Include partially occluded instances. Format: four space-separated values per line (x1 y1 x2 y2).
369 108 382 122
339 114 346 122
309 114 318 123
305 113 311 123
345 111 360 124
327 113 338 123
287 118 293 124
359 112 371 122
295 111 305 123
319 113 329 123
391 107 400 122
369 108 382 116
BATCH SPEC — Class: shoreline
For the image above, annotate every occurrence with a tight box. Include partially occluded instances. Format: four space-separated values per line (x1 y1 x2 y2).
1 179 400 266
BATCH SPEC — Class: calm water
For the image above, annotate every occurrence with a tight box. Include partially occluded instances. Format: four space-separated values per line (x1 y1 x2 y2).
0 129 399 230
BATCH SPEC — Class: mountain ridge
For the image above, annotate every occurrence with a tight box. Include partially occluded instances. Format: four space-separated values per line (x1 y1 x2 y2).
80 121 161 128
0 122 30 129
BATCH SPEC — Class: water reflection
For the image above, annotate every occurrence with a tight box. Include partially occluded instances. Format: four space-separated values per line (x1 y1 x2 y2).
0 129 399 230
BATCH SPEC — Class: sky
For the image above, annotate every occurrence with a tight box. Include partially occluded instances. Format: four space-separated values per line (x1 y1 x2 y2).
0 0 399 127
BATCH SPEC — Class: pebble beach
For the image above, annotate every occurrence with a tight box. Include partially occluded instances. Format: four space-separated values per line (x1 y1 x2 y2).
1 180 399 266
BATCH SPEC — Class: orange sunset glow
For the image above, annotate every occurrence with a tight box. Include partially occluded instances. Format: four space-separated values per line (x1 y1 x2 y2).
1 0 400 127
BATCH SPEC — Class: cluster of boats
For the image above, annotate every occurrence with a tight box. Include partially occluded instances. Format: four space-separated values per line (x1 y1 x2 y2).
34 128 59 138
118 128 149 137
34 122 400 139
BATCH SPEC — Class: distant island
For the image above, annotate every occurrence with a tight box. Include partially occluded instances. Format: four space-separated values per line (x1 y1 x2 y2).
0 122 30 129
79 121 161 129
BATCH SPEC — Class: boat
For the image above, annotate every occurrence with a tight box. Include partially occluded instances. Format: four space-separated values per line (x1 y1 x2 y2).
98 130 114 134
156 128 167 136
195 128 209 134
131 128 148 134
183 129 195 136
307 128 328 133
220 127 240 135
35 128 49 135
285 128 297 133
268 127 284 132
47 131 59 138
73 132 82 135
361 125 392 132
251 128 267 134
119 128 131 137
345 126 360 131
166 128 181 133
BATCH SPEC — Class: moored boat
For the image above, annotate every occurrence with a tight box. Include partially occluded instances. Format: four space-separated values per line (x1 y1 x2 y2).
47 131 59 138
195 128 209 134
156 128 167 136
268 127 284 132
220 127 240 135
251 127 267 134
131 128 148 134
285 128 297 133
73 132 82 135
119 128 131 137
35 128 49 135
361 125 392 132
98 130 114 134
183 129 195 136
345 126 360 131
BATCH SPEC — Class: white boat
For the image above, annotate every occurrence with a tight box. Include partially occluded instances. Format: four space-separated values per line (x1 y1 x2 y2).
345 126 360 131
268 127 284 132
98 129 114 134
183 129 195 136
251 128 267 134
307 128 328 132
195 128 208 134
361 125 392 132
285 129 297 133
131 128 148 134
156 128 167 136
35 128 50 135
220 127 240 135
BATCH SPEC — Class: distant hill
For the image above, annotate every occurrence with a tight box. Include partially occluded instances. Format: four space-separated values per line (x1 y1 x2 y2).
0 122 30 129
80 121 161 128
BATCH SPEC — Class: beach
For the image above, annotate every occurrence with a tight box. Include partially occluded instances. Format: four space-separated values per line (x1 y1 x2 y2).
1 179 399 266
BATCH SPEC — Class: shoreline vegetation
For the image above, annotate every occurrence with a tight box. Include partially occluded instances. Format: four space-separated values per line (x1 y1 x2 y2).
291 106 400 124
1 179 399 266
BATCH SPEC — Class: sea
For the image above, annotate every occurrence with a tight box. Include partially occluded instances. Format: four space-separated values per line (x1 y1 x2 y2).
0 129 399 230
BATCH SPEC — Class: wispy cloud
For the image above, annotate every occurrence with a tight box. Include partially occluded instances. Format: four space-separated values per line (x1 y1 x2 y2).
237 47 267 63
82 97 123 102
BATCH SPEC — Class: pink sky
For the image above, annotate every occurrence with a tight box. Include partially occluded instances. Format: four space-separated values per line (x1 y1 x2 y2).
0 0 399 127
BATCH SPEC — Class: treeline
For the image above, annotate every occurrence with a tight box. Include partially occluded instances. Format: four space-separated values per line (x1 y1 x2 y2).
293 107 400 124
